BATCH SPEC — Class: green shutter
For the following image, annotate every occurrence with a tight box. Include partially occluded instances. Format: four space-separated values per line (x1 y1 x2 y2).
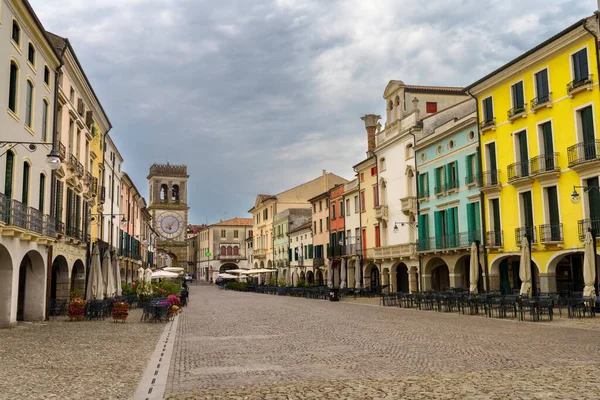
447 208 456 248
5 151 13 200
588 177 600 220
39 174 45 213
434 168 441 193
523 192 534 229
434 211 444 249
474 202 481 239
445 164 452 191
308 244 313 258
466 203 475 233
465 155 473 184
22 163 29 204
418 214 428 250
453 161 458 189
288 248 292 261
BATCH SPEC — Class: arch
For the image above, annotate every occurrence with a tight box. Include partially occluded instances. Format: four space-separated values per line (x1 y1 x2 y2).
546 248 600 276
424 257 449 291
44 65 50 86
120 268 126 283
220 246 226 255
300 271 306 282
306 270 314 284
490 253 541 294
27 42 35 65
550 251 589 296
267 260 272 269
50 256 69 301
388 100 394 111
395 263 409 293
0 243 14 328
233 246 239 256
17 250 46 322
22 160 31 205
226 246 232 255
405 143 414 159
365 263 380 289
219 263 237 273
395 95 400 106
171 184 180 202
160 184 168 203
71 260 85 298
12 20 21 45
254 262 259 269
25 78 34 128
259 260 265 269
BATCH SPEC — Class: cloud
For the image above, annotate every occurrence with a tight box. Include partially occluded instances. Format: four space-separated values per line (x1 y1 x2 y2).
28 0 595 223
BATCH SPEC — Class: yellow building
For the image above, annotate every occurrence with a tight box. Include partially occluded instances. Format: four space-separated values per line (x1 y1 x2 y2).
89 118 110 242
466 16 600 294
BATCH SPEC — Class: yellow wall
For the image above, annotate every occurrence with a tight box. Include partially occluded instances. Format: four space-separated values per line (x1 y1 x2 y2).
90 121 103 241
357 160 378 251
477 33 597 278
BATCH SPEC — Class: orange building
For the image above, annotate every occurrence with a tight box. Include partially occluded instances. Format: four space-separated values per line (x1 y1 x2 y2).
328 184 346 287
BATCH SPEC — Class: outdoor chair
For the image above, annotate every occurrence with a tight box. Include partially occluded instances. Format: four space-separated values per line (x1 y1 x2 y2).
536 298 554 321
486 296 503 318
86 300 104 320
155 304 170 322
518 298 538 321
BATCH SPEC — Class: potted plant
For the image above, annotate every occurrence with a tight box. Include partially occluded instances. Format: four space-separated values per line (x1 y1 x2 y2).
112 302 130 322
277 278 287 295
68 297 86 321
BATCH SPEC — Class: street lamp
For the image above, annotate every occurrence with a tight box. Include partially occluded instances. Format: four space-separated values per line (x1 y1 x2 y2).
1 141 62 170
571 185 600 204
90 213 128 228
570 185 600 294
393 221 418 233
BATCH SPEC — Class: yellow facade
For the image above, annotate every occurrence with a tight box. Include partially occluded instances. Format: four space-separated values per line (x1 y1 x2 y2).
354 157 378 253
467 18 600 293
89 120 103 241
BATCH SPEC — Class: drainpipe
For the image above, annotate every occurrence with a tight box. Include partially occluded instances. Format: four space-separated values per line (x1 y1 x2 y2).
466 89 490 292
408 129 422 293
584 16 600 103
354 167 363 289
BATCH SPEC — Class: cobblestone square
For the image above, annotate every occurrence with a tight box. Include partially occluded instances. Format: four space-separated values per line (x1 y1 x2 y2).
166 286 600 399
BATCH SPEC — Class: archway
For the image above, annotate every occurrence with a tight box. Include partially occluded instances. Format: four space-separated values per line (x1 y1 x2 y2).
316 270 324 286
553 253 584 296
254 262 258 269
17 251 46 322
431 264 450 292
306 270 314 284
495 256 540 295
365 264 380 289
259 260 265 269
50 256 69 300
395 263 409 293
0 244 13 328
300 271 306 282
220 264 238 273
71 260 85 298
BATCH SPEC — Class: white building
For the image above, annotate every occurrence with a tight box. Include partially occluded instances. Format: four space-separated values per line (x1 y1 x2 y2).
0 0 62 327
342 178 361 288
102 134 123 251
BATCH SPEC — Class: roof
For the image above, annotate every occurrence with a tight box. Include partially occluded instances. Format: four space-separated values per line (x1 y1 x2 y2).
307 191 329 203
46 31 113 130
288 221 312 234
257 194 276 203
211 217 253 227
352 155 376 170
21 0 62 62
404 85 465 95
465 17 590 92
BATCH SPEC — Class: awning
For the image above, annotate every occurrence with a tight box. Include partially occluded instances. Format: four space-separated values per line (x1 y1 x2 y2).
225 269 251 274
152 270 179 279
164 267 184 272
245 269 277 274
218 273 238 279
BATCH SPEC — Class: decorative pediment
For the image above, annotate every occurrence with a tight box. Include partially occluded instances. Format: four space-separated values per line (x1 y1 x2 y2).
383 80 405 99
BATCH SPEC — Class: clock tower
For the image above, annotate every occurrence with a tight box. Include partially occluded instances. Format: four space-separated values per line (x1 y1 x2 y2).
147 163 190 267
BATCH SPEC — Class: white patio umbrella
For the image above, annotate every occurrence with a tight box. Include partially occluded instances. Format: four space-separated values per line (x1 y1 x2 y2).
583 231 596 298
469 242 479 294
113 253 122 296
103 251 116 298
86 245 104 300
327 258 333 288
163 267 184 272
137 266 145 282
152 270 179 279
218 273 238 279
340 258 347 289
144 268 153 283
519 237 532 297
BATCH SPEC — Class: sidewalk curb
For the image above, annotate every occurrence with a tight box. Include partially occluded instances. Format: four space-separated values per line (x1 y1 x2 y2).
133 314 179 400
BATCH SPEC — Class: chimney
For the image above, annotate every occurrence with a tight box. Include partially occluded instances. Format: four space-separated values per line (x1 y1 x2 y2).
322 169 328 191
361 114 381 152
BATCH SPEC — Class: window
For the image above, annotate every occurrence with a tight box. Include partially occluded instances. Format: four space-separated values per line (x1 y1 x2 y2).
360 190 366 212
380 158 386 171
510 81 525 114
44 66 50 86
5 152 14 200
426 102 437 113
263 208 268 220
171 184 180 201
313 203 316 213
234 230 238 238
25 80 33 127
331 204 336 220
326 217 329 230
482 96 494 123
221 229 226 238
346 199 350 216
572 48 589 84
39 174 45 213
418 214 429 247
27 43 35 66
22 162 30 205
466 202 481 242
485 142 498 185
12 21 20 45
70 87 75 103
360 172 364 182
354 195 359 213
465 153 479 185
41 100 49 141
339 201 344 217
534 69 549 103
370 166 377 176
447 161 458 190
373 185 379 207
434 166 445 194
220 246 226 255
515 130 529 177
319 219 323 233
545 186 561 241
160 184 168 202
8 61 18 113
539 122 555 170
314 221 317 233
578 106 596 160
375 226 381 247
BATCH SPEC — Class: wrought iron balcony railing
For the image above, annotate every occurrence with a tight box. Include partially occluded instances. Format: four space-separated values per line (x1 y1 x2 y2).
515 226 537 246
539 223 563 243
481 170 500 188
568 140 600 167
8 199 27 229
327 244 346 258
99 186 106 204
57 142 66 160
418 231 481 252
507 161 530 182
530 92 552 110
507 105 526 120
313 257 324 267
567 74 593 95
43 215 57 237
480 118 496 131
529 153 559 175
578 218 600 241
28 207 43 234
486 230 503 248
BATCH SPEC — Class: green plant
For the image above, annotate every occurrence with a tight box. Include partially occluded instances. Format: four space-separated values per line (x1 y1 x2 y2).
296 279 307 288
122 282 136 296
268 277 276 286
69 288 81 300
152 280 181 296
225 282 249 291
277 278 286 288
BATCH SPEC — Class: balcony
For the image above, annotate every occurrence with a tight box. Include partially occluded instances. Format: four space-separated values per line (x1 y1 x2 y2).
486 230 504 249
313 257 324 267
7 199 27 229
539 223 563 245
57 142 66 160
507 105 527 122
66 225 83 242
28 207 43 235
529 153 560 180
515 226 537 246
218 254 242 261
418 231 481 252
400 196 417 215
567 74 593 97
480 118 496 133
578 218 600 241
327 245 346 258
55 220 65 236
530 93 552 112
43 215 57 237
375 204 388 222
480 170 501 191
367 243 416 261
254 248 268 258
99 186 106 204
85 171 93 186
68 153 84 177
568 140 600 173
507 161 531 185
92 177 98 195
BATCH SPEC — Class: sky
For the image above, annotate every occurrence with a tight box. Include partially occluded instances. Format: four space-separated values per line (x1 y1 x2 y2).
30 0 594 224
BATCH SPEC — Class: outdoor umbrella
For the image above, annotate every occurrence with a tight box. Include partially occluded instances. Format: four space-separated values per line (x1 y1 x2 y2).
86 245 104 300
327 258 333 288
583 230 596 298
103 251 116 298
151 270 179 279
164 267 184 272
340 258 347 289
137 266 145 282
144 267 153 283
519 237 532 297
218 273 238 279
113 253 122 296
469 242 479 294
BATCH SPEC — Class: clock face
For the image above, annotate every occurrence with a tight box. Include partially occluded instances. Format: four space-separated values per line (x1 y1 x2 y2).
161 215 180 237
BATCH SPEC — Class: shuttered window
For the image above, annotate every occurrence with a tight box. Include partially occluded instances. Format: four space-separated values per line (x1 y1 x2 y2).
572 48 589 83
482 97 494 122
8 62 18 113
4 152 14 200
22 163 30 205
39 174 45 213
534 69 549 100
511 81 525 110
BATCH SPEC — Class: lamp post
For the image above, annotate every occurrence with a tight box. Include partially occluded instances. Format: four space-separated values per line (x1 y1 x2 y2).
571 185 600 294
0 141 62 170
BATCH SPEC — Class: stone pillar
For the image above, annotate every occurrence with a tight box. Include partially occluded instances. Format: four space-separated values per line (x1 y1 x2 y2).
340 258 347 289
421 274 432 291
355 259 361 288
409 270 418 293
449 273 461 288
382 269 390 292
348 266 355 288
539 273 556 293
389 265 396 293
361 114 382 152
488 273 500 291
